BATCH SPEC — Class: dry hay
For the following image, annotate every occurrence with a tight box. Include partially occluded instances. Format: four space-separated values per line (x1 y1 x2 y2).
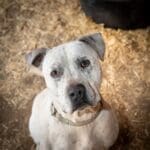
0 0 150 149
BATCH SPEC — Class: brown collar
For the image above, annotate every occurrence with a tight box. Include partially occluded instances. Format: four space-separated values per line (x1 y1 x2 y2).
51 101 103 127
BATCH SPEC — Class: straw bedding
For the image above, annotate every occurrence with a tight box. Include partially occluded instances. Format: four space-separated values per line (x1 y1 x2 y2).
0 0 149 149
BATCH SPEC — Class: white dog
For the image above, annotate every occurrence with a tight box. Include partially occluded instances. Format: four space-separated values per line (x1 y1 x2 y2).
26 33 119 150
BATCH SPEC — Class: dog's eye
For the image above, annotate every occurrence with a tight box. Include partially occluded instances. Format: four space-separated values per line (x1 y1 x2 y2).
50 69 63 78
80 59 90 69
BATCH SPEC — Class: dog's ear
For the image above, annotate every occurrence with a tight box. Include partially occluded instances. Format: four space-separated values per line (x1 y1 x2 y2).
25 48 48 73
79 33 105 61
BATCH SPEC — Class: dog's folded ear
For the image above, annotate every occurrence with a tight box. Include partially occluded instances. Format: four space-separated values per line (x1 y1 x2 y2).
79 33 105 61
25 48 48 74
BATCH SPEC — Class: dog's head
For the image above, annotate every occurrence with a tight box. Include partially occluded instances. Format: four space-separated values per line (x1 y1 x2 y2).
26 33 105 122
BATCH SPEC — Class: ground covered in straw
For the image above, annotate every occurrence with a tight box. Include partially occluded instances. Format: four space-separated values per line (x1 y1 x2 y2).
0 0 149 149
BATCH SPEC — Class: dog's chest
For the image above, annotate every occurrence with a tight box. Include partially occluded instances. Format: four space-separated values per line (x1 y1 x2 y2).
48 122 104 150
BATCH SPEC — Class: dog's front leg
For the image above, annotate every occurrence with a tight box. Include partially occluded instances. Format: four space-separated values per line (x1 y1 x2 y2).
36 143 40 150
36 140 50 150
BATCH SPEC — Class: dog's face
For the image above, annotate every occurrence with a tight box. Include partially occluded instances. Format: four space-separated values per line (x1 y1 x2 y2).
26 33 105 117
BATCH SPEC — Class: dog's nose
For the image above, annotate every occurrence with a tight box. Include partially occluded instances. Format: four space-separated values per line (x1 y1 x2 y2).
68 84 86 107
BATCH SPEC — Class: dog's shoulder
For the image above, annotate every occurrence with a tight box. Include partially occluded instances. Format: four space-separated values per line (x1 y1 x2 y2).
29 88 52 145
31 88 52 114
94 108 119 149
34 88 51 100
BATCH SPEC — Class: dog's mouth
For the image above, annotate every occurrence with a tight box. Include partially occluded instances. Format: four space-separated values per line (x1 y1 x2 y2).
51 99 103 126
72 98 92 113
72 99 102 117
71 99 103 125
